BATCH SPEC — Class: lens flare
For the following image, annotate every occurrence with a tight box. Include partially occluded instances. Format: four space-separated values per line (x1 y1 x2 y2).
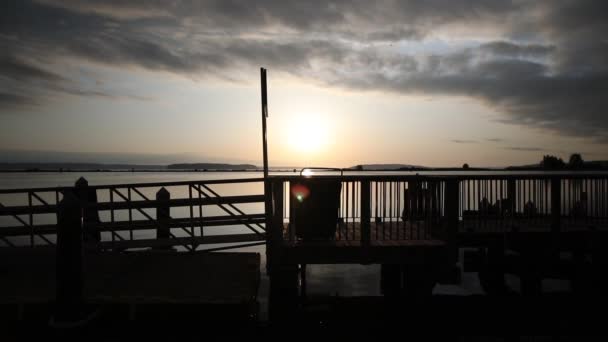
291 184 311 202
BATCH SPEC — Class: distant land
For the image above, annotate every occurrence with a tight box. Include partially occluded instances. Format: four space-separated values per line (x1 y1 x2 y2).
1 159 607 172
0 162 259 172
348 164 426 170
350 164 492 171
506 160 608 171
167 163 257 170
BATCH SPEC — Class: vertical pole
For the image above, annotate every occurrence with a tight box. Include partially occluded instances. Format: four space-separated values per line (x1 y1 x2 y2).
156 187 171 249
267 180 284 274
55 190 84 321
261 67 269 179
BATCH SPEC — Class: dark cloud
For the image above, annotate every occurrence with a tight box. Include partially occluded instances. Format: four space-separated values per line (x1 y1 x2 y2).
0 92 36 108
451 139 477 144
486 138 504 143
1 0 607 145
505 147 545 152
0 55 64 82
479 41 555 58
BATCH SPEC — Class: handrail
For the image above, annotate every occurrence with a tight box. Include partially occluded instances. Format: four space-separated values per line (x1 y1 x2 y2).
269 173 608 182
0 177 264 194
299 167 344 176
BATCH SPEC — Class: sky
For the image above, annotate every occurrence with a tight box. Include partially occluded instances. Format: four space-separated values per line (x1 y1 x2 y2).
1 0 607 167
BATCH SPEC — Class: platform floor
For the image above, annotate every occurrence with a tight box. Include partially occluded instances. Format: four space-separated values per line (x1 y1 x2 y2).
0 249 260 305
282 218 608 245
283 221 439 245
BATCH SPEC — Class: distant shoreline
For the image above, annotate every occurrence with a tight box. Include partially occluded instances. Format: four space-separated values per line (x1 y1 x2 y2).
3 167 607 173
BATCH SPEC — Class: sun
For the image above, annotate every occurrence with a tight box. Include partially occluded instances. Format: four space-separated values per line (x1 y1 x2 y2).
286 114 330 154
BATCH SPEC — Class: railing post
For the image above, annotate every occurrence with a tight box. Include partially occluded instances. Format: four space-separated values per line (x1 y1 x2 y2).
75 177 100 245
156 187 171 248
267 180 283 273
55 190 84 321
267 179 299 321
445 179 459 262
361 180 371 250
551 177 561 234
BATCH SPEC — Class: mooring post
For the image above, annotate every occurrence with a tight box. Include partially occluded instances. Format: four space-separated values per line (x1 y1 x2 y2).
75 177 101 246
55 190 84 321
156 187 171 248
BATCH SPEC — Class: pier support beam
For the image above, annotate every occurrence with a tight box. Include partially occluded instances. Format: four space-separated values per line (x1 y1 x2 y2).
380 264 401 297
401 264 435 299
478 243 507 295
520 248 543 297
269 264 299 322
55 190 84 322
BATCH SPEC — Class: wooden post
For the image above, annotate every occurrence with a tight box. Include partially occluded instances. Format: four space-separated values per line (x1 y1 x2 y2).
266 180 284 274
380 264 401 297
269 264 299 322
75 177 100 245
55 190 84 320
361 180 371 251
156 187 171 248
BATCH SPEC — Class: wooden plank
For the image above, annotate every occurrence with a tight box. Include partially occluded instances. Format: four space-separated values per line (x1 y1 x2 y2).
91 195 265 211
0 249 260 305
98 233 264 249
280 242 448 264
0 214 266 238
0 203 58 215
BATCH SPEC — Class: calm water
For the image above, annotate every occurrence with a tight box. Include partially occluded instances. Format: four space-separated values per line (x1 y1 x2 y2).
3 171 586 316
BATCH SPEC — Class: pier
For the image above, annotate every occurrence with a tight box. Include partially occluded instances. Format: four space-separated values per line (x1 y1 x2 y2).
265 173 608 317
1 173 608 331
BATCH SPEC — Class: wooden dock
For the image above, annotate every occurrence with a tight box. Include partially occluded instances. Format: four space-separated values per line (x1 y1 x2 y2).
0 248 260 321
2 173 608 326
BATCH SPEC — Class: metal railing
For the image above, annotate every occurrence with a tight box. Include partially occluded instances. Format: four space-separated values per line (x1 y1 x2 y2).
2 173 607 251
266 174 608 248
0 177 266 251
267 176 452 246
458 175 608 233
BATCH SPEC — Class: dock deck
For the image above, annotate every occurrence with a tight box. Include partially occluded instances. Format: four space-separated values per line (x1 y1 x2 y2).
0 249 260 318
278 222 448 264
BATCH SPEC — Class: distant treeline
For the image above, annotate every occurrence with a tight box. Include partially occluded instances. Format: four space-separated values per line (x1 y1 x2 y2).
507 154 608 171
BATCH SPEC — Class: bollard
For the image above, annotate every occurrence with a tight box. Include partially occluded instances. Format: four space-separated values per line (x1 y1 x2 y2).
156 187 171 249
75 177 101 245
55 190 84 322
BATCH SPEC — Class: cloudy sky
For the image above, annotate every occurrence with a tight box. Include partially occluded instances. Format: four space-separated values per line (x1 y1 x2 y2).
1 0 607 167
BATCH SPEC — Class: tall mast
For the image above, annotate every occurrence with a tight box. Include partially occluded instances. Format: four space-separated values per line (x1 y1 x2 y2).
261 67 269 178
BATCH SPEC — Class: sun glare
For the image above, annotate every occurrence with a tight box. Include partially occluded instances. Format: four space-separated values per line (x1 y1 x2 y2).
286 114 330 154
